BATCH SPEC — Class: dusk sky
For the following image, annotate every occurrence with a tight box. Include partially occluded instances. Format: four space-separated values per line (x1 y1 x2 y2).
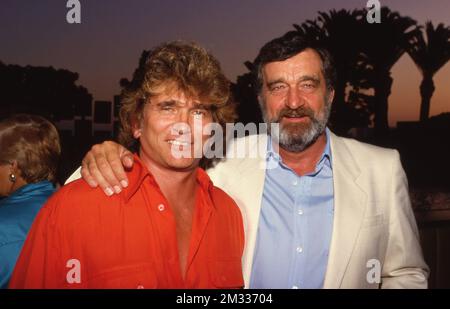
1 0 449 126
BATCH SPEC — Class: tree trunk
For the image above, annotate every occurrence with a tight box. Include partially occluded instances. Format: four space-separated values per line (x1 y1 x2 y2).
419 74 435 122
373 71 393 136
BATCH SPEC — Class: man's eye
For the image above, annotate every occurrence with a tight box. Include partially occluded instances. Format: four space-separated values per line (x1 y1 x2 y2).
270 85 286 92
160 106 176 112
192 109 208 116
301 83 316 90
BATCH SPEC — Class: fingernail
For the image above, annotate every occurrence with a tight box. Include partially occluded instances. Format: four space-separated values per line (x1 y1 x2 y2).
120 180 128 188
113 185 122 194
105 187 114 196
88 181 98 188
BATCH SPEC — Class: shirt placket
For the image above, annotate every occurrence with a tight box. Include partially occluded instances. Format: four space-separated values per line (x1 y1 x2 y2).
142 181 184 287
295 174 315 289
287 172 299 289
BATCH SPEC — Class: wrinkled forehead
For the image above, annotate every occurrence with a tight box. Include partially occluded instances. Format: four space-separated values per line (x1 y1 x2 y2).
146 81 201 106
262 49 325 83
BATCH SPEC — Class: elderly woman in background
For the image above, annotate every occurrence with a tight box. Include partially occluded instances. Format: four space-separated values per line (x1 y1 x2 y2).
0 114 61 288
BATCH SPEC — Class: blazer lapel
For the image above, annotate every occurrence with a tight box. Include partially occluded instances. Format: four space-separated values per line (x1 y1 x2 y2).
323 133 368 288
233 134 268 287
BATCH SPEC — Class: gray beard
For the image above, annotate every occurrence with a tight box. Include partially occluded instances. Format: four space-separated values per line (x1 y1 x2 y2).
262 100 331 153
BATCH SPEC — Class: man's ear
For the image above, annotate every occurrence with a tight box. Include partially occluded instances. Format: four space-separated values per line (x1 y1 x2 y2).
133 126 142 139
257 94 265 109
327 88 335 105
131 116 142 139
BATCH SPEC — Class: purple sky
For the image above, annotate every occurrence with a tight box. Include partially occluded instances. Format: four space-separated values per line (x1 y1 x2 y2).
1 0 449 126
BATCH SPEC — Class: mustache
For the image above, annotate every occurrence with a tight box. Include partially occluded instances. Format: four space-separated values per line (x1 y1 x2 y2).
274 106 315 122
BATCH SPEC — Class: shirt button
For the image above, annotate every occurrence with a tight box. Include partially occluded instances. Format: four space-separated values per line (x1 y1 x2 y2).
298 209 303 215
292 180 298 186
296 246 303 253
158 204 165 211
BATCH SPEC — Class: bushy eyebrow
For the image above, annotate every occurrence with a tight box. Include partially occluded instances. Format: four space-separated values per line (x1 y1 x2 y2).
299 75 320 84
156 100 178 107
266 75 321 88
155 100 211 110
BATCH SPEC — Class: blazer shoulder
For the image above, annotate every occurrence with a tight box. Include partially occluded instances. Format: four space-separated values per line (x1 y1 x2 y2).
334 135 400 163
209 134 266 178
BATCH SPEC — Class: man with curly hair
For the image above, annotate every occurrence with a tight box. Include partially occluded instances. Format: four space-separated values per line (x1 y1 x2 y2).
10 41 244 289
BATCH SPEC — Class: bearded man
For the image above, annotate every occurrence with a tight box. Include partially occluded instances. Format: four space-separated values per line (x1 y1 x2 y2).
68 32 428 289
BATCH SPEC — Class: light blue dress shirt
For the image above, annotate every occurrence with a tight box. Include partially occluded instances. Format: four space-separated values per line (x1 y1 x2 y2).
250 129 334 289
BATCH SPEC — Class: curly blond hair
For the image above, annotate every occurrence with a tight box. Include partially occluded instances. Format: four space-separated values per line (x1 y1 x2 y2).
118 41 236 168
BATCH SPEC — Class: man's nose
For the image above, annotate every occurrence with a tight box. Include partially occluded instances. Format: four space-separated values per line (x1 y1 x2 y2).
172 121 190 137
173 109 191 135
285 88 305 109
176 108 190 124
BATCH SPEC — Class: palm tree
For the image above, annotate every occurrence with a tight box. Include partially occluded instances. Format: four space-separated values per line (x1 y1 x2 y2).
360 7 419 135
231 61 262 125
407 22 450 122
294 9 367 134
119 50 151 91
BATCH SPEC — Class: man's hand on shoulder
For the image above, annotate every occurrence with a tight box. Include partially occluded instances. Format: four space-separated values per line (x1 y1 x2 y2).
81 141 134 196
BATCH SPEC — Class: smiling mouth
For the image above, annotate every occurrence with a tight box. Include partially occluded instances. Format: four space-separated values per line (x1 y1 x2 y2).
167 140 191 147
282 115 309 121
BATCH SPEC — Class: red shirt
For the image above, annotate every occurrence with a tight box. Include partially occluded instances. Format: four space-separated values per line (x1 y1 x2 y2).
9 155 244 289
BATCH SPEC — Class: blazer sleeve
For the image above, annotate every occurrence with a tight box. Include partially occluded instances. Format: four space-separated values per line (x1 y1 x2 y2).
381 150 429 288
